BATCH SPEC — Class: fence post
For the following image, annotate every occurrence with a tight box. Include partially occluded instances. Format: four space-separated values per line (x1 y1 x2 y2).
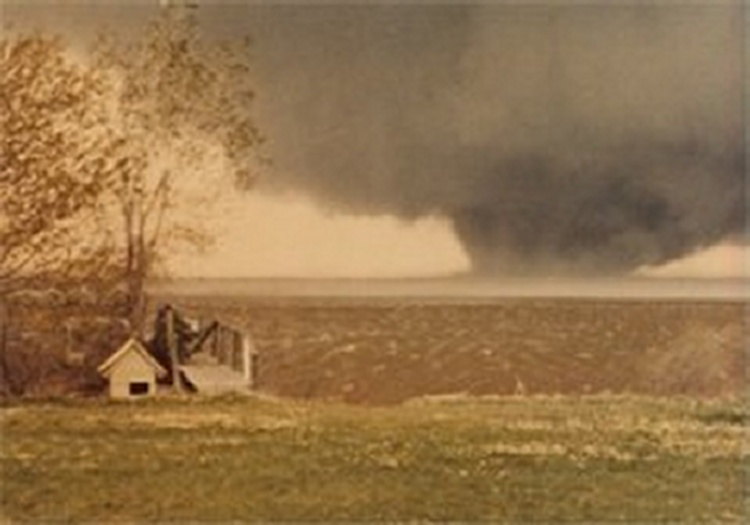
211 320 218 359
242 333 254 387
231 329 237 369
166 306 183 393
218 326 226 365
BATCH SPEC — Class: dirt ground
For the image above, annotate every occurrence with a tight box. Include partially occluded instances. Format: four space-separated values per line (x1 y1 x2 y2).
173 297 745 404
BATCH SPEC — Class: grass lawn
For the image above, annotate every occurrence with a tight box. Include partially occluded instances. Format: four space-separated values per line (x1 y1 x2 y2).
1 394 746 522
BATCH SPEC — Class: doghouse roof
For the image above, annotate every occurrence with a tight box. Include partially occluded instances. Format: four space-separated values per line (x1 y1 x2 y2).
98 338 168 379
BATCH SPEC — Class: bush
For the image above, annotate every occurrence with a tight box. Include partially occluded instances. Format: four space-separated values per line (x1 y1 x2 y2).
0 293 130 397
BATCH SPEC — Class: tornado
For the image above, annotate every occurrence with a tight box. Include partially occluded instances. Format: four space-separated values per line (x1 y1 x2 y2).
232 3 747 276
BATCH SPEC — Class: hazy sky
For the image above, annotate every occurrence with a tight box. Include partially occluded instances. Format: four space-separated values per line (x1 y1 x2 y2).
167 191 745 279
3 1 747 279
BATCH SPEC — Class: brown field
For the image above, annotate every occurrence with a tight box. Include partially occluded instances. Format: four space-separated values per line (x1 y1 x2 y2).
171 297 745 404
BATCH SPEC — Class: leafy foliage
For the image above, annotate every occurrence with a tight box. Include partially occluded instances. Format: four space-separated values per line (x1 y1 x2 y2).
2 4 265 330
0 35 117 293
93 5 265 329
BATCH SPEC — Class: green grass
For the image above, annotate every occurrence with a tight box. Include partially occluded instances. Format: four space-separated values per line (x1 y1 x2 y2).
1 394 746 522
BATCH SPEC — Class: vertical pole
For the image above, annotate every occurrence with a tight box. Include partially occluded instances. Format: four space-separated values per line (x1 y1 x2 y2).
210 321 218 359
242 333 252 386
216 326 222 365
242 334 253 386
235 331 243 373
222 327 229 366
166 306 183 393
219 326 226 365
231 329 236 369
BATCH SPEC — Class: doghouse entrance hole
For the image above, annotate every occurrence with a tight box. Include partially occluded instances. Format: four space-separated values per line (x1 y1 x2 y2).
129 382 149 396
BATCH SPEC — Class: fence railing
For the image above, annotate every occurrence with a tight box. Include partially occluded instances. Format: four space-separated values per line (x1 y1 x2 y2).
204 318 258 387
169 307 258 389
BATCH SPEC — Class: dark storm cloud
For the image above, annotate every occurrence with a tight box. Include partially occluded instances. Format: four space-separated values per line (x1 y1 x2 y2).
236 3 743 276
6 2 745 276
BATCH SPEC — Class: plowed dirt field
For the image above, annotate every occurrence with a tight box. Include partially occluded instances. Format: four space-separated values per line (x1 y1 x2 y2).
173 297 745 404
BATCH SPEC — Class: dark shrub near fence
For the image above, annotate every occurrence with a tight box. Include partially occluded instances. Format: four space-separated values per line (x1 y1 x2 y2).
0 293 130 397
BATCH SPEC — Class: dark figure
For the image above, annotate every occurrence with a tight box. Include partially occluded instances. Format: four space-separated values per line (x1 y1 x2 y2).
147 304 217 383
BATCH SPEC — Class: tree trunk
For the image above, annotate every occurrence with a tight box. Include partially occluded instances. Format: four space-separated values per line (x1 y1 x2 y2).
126 267 146 336
126 234 148 337
124 198 148 337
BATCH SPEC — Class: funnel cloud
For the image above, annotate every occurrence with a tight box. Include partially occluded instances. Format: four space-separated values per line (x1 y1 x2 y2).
244 3 744 276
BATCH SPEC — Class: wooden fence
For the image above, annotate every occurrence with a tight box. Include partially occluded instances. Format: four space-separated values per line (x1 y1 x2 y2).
202 318 259 387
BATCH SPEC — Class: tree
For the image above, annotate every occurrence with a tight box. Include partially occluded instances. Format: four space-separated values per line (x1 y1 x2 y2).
0 35 118 295
1 35 129 395
95 4 264 331
1 9 264 395
2 3 265 334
